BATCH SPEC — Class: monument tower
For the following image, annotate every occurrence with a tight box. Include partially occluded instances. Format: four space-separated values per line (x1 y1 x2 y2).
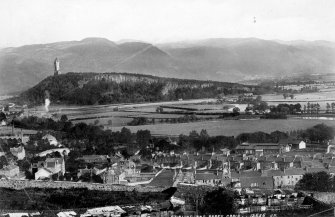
54 58 60 76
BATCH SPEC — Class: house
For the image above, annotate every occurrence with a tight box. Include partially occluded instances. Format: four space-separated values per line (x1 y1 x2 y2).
306 167 328 173
231 170 261 182
10 146 25 160
220 148 231 156
0 120 7 126
235 143 256 155
279 138 306 150
276 156 294 170
261 169 284 178
194 171 223 186
42 134 59 146
239 176 274 189
45 158 65 174
256 156 279 170
103 168 126 184
116 160 140 175
37 147 70 157
0 165 20 178
34 158 65 180
273 168 305 188
81 155 109 164
34 168 54 180
235 143 282 156
0 130 30 145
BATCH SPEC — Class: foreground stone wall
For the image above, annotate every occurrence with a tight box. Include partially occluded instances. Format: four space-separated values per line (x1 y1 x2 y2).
0 179 164 192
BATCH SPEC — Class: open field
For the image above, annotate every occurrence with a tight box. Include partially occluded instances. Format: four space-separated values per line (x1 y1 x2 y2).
8 92 335 136
0 126 37 135
24 98 228 127
262 90 335 109
112 118 335 137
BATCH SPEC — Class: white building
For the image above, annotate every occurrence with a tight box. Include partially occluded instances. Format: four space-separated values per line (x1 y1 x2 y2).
10 146 25 160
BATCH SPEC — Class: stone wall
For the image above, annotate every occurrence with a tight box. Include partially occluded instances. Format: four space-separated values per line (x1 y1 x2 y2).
0 179 164 192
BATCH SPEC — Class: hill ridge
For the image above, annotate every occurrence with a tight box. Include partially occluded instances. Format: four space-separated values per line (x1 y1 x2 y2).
1 37 334 95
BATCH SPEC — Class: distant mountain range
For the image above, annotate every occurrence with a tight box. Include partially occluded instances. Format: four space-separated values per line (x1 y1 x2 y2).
0 37 334 94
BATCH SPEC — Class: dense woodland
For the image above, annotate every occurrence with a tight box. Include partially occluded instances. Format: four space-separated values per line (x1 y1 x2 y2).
296 171 335 192
0 187 169 210
19 72 254 105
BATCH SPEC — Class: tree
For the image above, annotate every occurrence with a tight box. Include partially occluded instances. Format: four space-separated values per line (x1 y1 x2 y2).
136 130 152 148
60 115 68 122
0 112 6 122
255 95 262 102
94 119 100 125
232 107 240 115
156 107 163 113
0 156 8 169
200 188 236 215
189 130 200 140
200 129 209 142
302 124 335 143
307 102 311 114
119 127 133 144
296 172 332 192
326 103 331 113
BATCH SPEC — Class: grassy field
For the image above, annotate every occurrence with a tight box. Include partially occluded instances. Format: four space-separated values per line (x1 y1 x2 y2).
17 91 335 135
262 90 335 109
25 100 229 127
0 126 37 135
112 118 335 137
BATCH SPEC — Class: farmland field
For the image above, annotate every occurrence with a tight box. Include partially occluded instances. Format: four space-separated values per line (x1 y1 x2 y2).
0 126 37 135
112 118 335 137
262 90 335 109
25 99 230 127
15 93 335 136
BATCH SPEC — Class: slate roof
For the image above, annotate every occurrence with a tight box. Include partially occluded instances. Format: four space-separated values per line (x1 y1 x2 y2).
232 170 261 179
278 138 304 145
195 172 221 181
236 143 280 150
306 167 328 173
261 169 284 177
284 168 305 176
239 176 274 189
81 155 108 163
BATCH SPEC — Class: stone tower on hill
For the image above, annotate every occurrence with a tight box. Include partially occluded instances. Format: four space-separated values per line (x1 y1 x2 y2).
54 58 60 76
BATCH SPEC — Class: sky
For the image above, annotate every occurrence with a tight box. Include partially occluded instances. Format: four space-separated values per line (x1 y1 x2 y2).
0 0 334 47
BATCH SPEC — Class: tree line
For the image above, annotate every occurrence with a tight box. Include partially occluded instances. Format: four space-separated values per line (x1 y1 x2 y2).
20 73 255 106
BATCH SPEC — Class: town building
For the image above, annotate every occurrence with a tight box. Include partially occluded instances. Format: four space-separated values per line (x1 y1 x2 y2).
42 134 59 146
34 158 65 180
279 139 306 150
273 168 305 188
235 143 282 156
80 155 109 164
